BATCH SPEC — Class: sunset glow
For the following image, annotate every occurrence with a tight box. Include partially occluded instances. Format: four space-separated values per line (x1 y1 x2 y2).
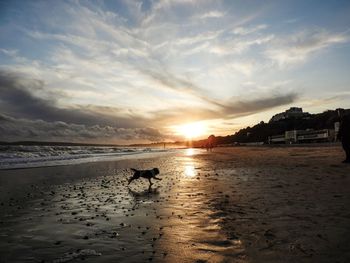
0 2 349 262
175 122 207 140
0 1 350 144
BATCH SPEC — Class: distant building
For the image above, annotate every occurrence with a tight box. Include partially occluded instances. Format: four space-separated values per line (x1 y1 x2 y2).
269 107 308 122
268 128 336 144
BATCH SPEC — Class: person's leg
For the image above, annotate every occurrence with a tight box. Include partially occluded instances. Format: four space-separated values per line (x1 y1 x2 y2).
342 141 350 163
345 143 350 162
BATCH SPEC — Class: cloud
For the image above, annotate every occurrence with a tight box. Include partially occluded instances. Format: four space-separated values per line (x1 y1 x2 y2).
149 92 299 126
266 29 348 67
138 67 225 108
0 114 166 143
198 11 225 19
4 1 337 142
0 48 18 57
171 30 223 46
213 60 257 76
222 92 298 117
0 70 148 128
232 24 267 35
3 0 269 104
0 68 299 142
209 34 274 55
297 91 350 108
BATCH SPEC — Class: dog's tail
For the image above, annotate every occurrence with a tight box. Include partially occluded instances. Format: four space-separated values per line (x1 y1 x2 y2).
130 168 138 172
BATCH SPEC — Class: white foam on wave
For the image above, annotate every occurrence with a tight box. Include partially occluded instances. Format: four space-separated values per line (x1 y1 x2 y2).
0 145 171 170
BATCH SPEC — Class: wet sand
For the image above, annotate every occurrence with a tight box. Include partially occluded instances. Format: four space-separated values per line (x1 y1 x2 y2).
0 146 350 263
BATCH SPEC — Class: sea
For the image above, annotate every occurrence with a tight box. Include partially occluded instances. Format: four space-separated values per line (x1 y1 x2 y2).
0 145 172 170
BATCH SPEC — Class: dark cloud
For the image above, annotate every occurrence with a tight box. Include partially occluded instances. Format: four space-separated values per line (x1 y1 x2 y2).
148 93 298 125
0 70 147 128
0 70 168 143
0 114 166 143
221 92 298 117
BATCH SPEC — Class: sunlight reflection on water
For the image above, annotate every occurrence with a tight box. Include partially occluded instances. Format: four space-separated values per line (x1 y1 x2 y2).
185 148 195 156
184 165 196 177
162 152 246 263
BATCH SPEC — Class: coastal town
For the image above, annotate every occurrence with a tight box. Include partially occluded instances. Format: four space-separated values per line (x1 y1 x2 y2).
191 107 348 148
268 107 339 144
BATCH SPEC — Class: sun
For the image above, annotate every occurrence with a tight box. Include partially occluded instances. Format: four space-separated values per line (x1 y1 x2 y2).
175 122 206 139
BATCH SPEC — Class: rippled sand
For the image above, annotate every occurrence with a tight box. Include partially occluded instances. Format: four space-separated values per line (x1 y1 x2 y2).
0 146 350 263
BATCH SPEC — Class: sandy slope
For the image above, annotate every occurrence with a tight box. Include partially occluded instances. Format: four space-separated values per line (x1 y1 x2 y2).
0 146 349 263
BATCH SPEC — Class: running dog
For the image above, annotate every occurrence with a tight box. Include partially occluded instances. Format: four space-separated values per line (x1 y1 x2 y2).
128 168 161 186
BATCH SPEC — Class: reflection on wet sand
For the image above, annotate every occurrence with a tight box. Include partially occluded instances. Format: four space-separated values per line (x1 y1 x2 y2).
184 165 196 178
156 149 246 263
128 186 160 209
128 185 160 199
185 148 195 156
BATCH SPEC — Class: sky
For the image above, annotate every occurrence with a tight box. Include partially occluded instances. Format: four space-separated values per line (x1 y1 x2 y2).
0 0 350 144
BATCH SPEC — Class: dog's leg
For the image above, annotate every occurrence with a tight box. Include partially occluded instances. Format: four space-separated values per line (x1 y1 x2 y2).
153 177 162 181
148 178 153 186
128 177 135 185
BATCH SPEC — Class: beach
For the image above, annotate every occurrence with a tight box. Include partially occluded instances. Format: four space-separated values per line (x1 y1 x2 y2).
1 146 350 263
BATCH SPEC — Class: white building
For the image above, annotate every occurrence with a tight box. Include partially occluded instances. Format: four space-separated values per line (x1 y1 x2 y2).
269 107 307 122
268 128 336 144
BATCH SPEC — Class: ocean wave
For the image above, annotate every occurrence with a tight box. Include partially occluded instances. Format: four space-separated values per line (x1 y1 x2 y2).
0 145 170 170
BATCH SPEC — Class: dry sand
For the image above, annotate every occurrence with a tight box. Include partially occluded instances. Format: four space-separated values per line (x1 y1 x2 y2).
0 146 350 263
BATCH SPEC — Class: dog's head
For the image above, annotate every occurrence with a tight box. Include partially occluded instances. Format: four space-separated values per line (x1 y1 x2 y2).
152 168 160 175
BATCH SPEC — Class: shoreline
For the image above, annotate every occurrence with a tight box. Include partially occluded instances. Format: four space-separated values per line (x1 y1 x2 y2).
215 142 341 147
0 148 176 171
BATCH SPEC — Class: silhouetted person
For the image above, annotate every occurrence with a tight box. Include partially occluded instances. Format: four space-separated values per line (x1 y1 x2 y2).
338 110 350 163
206 142 211 151
207 135 216 152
